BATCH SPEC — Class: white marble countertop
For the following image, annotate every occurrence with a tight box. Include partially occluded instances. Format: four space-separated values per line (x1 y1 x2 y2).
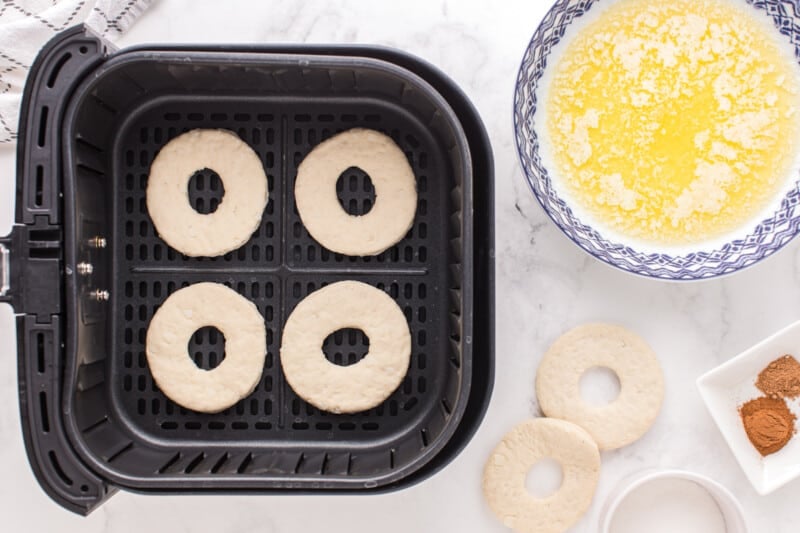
1 0 799 531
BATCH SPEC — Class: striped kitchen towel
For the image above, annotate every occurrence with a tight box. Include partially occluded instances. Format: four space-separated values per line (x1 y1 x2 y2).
0 0 154 145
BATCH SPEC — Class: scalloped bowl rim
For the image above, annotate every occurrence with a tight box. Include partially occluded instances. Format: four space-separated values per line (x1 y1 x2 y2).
513 0 800 281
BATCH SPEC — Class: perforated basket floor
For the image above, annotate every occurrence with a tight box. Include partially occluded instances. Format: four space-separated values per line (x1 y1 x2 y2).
60 50 473 490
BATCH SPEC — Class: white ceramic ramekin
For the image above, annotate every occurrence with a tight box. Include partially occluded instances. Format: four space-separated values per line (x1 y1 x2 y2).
599 470 747 533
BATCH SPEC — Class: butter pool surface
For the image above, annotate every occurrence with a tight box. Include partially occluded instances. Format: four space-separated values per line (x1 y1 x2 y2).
544 0 800 246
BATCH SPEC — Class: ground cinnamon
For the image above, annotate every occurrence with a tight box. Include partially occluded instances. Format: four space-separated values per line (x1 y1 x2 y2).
756 354 800 398
739 396 795 456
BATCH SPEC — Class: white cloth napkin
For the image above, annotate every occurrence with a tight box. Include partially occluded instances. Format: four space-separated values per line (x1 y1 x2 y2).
0 0 154 145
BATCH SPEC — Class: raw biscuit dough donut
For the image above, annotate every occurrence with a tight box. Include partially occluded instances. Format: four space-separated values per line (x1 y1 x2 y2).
483 418 601 533
146 282 266 413
535 323 665 450
294 128 417 256
146 129 268 257
280 280 411 413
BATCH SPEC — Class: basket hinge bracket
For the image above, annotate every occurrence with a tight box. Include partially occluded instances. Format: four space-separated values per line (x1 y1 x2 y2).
0 217 63 322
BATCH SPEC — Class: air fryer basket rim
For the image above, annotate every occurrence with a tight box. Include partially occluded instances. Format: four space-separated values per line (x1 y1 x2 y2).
9 25 494 515
61 48 474 488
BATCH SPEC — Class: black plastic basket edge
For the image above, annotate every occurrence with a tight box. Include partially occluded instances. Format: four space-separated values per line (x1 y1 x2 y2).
6 25 495 515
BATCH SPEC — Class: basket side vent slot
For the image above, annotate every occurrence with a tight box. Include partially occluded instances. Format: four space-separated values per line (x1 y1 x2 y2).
210 453 229 474
236 453 253 474
184 453 205 474
34 166 44 207
36 332 45 373
47 53 72 88
39 391 50 433
157 453 181 474
37 106 49 148
48 451 73 486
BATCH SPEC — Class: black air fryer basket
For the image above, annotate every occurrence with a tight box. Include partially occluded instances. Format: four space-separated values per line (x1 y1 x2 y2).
2 26 494 515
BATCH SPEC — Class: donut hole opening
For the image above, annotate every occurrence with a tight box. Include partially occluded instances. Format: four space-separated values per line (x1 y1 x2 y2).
580 366 621 406
188 168 225 214
188 326 226 370
323 328 370 367
525 458 564 499
336 167 375 216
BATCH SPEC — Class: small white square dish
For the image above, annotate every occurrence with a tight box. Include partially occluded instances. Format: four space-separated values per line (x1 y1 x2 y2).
697 320 800 495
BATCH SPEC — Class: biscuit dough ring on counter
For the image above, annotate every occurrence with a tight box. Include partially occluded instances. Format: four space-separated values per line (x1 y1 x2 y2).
146 129 269 257
280 280 411 414
146 282 266 413
535 323 665 450
483 418 601 533
294 128 417 256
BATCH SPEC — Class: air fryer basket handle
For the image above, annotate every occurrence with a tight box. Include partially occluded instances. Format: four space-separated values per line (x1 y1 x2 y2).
12 25 117 515
0 235 11 304
0 230 24 313
0 240 9 298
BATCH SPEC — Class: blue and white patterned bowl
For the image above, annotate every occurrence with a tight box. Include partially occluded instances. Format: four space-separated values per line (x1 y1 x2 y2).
513 0 800 280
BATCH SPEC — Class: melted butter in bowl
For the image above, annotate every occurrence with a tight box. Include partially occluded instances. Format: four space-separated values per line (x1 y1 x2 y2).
537 0 800 249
